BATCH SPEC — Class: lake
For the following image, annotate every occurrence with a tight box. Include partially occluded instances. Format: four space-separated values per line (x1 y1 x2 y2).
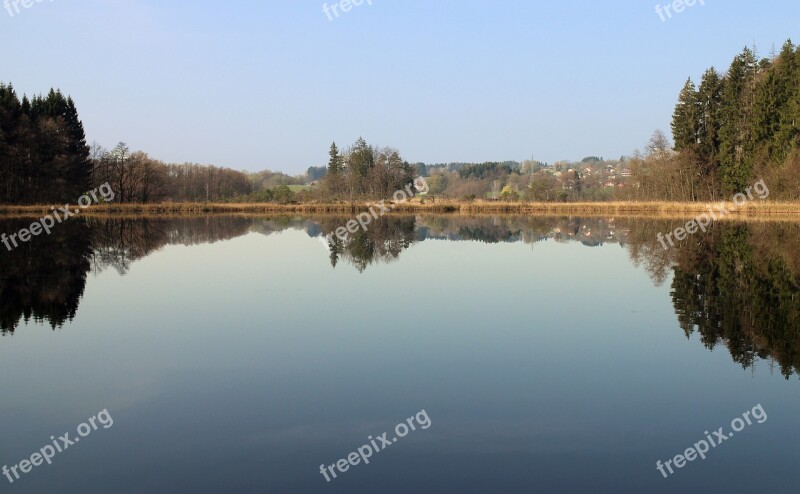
0 214 798 493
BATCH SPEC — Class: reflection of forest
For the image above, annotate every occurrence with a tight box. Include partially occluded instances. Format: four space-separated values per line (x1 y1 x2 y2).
415 216 629 246
629 221 800 379
0 217 252 333
320 216 417 272
91 216 253 275
2 215 799 379
0 219 93 334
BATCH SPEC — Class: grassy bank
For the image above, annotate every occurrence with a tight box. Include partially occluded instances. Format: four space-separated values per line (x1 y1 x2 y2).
3 200 800 218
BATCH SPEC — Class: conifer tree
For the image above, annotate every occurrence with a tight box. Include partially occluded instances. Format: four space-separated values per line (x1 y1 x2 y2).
325 141 344 198
751 42 797 165
348 137 374 195
672 79 700 151
770 40 799 164
718 49 757 193
697 68 723 163
327 142 342 175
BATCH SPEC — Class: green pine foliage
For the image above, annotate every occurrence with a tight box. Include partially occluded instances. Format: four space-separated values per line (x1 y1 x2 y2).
0 84 91 204
672 78 700 151
673 41 800 196
717 48 757 193
327 142 342 176
321 137 416 200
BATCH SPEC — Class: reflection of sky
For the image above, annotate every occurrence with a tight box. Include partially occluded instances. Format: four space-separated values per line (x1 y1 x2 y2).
0 229 798 493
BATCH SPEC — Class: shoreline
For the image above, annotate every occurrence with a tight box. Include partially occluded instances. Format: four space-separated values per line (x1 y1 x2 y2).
2 200 800 219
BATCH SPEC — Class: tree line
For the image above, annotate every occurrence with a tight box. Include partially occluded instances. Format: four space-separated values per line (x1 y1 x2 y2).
5 41 800 207
323 137 417 200
0 82 316 205
662 41 800 200
0 84 91 204
90 142 255 203
88 143 315 204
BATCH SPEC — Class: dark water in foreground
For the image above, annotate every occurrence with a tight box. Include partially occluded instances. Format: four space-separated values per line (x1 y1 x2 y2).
0 214 799 494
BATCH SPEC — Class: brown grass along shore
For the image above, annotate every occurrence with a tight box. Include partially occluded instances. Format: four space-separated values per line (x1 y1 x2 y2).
2 200 800 219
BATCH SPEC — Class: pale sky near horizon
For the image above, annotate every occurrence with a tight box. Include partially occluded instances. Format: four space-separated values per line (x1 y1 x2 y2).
1 0 798 173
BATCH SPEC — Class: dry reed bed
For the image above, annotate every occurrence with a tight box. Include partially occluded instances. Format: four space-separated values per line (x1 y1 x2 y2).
2 200 800 219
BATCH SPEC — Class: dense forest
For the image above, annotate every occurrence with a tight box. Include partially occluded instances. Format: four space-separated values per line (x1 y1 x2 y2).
632 40 800 201
0 84 91 204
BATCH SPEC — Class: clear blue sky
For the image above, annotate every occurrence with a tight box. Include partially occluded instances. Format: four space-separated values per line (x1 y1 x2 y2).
1 0 798 173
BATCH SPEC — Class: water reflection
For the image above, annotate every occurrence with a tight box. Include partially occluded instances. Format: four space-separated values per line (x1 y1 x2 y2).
322 216 417 272
668 224 800 377
0 218 92 332
90 216 253 275
1 215 799 379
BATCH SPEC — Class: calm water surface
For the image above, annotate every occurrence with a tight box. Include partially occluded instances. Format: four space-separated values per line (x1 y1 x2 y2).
0 215 798 493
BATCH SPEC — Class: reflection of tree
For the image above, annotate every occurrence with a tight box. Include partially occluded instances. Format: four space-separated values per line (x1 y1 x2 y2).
0 219 93 334
90 216 252 275
328 235 344 269
0 216 253 333
670 225 800 378
417 216 628 247
625 218 681 286
321 217 417 272
628 221 800 378
5 210 800 380
319 216 635 271
90 218 168 275
420 215 800 378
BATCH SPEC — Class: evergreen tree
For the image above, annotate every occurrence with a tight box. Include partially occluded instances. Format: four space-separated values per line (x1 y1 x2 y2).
672 79 700 151
718 48 757 193
348 137 374 195
695 68 723 194
327 142 342 175
750 42 797 165
325 141 344 198
771 41 799 164
697 68 723 162
63 97 91 199
0 84 90 204
673 43 800 197
0 84 23 202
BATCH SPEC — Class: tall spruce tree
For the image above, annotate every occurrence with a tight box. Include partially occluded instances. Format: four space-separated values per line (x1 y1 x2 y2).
63 96 91 199
751 42 796 165
672 78 700 151
770 41 799 164
327 142 342 175
718 48 757 193
697 68 723 163
695 68 724 195
325 141 344 198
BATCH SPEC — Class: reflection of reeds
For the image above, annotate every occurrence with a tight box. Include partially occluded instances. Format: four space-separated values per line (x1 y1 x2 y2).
3 200 800 219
